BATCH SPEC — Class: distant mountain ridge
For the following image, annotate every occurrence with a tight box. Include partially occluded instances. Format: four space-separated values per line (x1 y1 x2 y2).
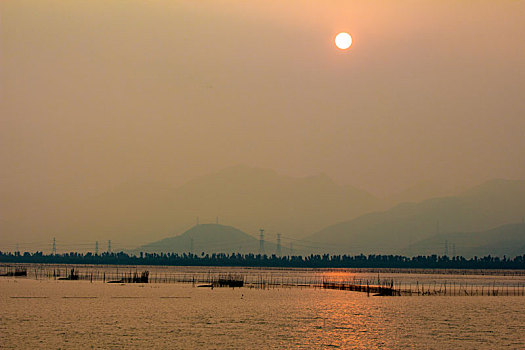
307 179 525 255
1 164 381 246
406 222 525 258
167 165 381 239
2 162 524 257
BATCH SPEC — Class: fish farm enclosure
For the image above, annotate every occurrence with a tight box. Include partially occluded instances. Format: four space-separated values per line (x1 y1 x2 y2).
2 264 524 297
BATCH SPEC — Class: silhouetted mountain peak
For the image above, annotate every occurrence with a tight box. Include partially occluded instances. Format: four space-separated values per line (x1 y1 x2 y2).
136 223 264 254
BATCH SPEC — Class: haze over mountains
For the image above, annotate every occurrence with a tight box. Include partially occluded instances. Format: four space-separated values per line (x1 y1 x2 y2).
134 179 525 258
1 165 381 248
405 223 525 258
1 165 524 257
136 221 525 258
307 179 525 255
385 180 469 207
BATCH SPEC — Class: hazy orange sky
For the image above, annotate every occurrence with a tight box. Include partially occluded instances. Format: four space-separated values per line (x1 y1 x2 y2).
2 0 524 200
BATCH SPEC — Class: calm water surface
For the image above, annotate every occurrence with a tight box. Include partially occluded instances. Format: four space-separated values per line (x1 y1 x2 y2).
1 267 524 349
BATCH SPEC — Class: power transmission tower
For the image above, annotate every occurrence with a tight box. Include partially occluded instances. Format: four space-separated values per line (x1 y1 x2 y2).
108 240 112 254
452 243 456 258
52 237 56 255
95 241 99 255
259 229 265 255
276 233 282 256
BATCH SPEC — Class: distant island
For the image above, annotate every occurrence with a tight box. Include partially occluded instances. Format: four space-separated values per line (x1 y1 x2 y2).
1 251 524 270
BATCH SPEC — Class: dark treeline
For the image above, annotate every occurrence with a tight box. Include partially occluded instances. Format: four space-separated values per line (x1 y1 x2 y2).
1 251 525 269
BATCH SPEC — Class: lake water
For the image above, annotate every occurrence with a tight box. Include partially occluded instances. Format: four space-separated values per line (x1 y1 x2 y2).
1 265 524 349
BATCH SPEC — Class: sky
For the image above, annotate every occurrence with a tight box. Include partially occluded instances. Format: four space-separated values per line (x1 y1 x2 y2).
1 0 524 203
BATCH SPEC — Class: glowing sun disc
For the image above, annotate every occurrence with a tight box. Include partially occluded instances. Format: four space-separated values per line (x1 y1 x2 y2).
335 32 352 50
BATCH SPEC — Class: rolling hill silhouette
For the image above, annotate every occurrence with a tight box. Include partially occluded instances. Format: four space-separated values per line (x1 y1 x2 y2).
136 223 287 254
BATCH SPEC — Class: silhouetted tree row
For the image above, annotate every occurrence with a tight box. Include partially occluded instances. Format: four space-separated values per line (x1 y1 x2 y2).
1 251 524 269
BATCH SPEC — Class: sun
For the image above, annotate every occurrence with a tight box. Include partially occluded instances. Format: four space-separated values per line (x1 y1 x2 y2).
335 32 352 50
